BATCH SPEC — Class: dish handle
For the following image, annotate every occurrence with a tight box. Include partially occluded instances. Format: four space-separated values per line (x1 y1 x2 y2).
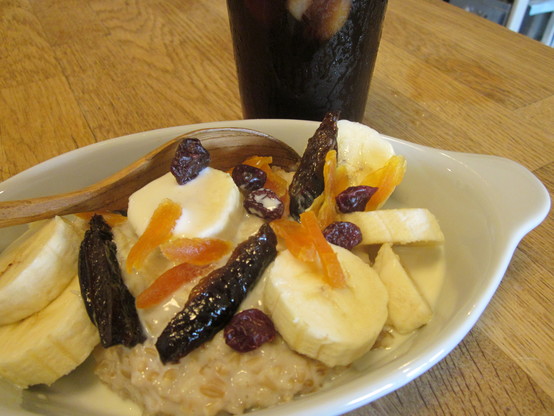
456 153 550 236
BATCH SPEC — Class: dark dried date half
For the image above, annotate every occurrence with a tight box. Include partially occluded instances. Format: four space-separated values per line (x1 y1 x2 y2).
224 308 276 352
155 223 277 364
170 138 210 185
323 221 363 250
78 215 145 348
289 112 339 220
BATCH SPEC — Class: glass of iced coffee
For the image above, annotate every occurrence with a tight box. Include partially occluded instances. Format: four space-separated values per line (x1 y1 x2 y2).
227 0 388 122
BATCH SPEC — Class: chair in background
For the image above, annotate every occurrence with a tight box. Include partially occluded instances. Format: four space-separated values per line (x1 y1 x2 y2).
506 0 554 45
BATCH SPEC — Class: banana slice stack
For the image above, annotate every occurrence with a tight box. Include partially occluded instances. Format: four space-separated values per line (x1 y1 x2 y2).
0 217 99 388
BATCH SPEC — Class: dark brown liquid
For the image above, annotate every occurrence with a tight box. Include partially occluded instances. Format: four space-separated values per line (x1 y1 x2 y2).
227 0 388 121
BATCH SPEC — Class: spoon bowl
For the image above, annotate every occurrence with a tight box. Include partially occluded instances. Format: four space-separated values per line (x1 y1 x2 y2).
0 127 301 228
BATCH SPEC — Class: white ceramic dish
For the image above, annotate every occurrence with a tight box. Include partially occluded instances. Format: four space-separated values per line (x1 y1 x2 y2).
0 120 550 416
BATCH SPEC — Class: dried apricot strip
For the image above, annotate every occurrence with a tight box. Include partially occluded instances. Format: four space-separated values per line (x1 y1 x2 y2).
334 164 349 196
76 211 127 227
309 151 348 228
300 210 346 288
309 193 324 215
361 155 407 211
242 155 273 167
136 263 211 309
316 150 339 229
271 218 317 263
126 199 182 273
272 212 345 288
161 238 232 265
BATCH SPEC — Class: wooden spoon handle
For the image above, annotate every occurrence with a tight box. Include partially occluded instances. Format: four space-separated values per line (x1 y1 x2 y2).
0 128 300 228
0 139 180 227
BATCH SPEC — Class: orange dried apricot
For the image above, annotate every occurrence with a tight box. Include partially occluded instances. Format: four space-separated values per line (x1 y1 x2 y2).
316 150 339 229
271 218 317 263
136 263 210 309
361 155 406 211
335 164 349 196
126 199 182 273
161 237 232 265
300 210 346 288
272 211 346 288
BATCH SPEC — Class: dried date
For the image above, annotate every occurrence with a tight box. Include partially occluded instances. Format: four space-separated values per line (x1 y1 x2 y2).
289 112 339 220
78 215 145 348
155 223 277 364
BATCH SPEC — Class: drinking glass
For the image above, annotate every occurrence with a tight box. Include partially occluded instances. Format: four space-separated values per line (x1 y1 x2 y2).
227 0 388 122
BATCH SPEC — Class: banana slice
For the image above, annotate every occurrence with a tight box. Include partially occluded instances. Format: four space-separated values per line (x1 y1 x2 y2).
341 208 445 246
373 244 432 334
0 277 99 388
264 246 388 367
0 216 82 326
337 119 395 185
128 168 243 241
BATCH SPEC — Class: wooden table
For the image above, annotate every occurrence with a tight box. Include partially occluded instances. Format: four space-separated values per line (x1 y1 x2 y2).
1 0 552 414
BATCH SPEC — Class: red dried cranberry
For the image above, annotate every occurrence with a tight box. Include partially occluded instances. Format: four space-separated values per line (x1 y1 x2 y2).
224 308 276 352
323 221 363 250
232 164 267 192
244 188 284 221
336 186 378 213
170 138 210 185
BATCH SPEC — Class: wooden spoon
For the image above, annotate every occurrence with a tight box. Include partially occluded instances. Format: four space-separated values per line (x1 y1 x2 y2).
0 127 301 228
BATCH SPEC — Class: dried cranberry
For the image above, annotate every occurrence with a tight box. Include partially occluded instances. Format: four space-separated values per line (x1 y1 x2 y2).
170 138 210 185
232 164 267 192
323 221 363 250
336 186 378 213
244 188 284 221
224 308 276 352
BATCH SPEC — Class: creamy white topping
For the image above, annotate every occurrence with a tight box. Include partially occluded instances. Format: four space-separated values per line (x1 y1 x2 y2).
127 168 242 241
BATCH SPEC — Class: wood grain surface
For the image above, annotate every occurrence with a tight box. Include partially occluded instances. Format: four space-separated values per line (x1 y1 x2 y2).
0 0 552 415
